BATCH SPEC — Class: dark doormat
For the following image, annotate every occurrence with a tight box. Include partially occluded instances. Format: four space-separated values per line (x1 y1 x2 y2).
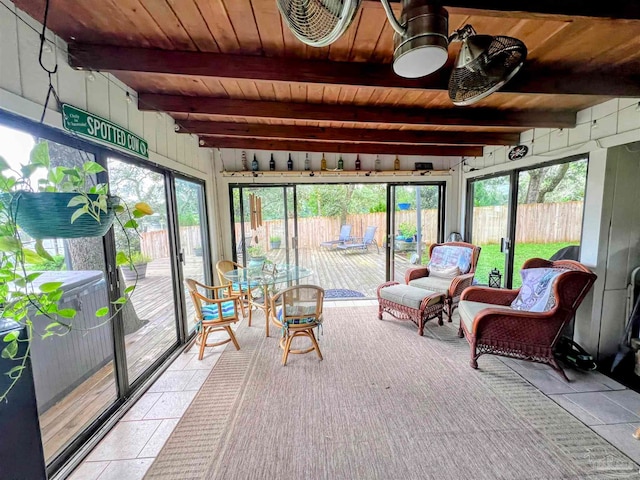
324 288 366 299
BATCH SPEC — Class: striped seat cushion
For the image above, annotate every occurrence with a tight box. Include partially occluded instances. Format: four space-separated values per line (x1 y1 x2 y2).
202 301 236 320
277 305 319 325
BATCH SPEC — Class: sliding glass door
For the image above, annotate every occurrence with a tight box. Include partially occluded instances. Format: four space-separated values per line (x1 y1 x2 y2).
230 182 444 298
232 185 298 268
466 156 588 288
175 177 210 332
0 110 212 476
108 158 180 385
512 158 588 287
389 184 443 283
467 175 513 287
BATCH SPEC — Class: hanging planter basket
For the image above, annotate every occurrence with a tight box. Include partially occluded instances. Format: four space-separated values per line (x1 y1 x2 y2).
10 192 119 239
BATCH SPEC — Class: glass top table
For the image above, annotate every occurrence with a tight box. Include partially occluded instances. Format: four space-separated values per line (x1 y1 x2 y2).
222 263 313 336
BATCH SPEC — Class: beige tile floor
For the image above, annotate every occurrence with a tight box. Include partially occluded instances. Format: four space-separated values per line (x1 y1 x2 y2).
66 300 640 479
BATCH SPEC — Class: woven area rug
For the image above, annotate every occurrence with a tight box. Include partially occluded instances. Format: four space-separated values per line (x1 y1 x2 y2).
145 307 640 480
324 288 366 299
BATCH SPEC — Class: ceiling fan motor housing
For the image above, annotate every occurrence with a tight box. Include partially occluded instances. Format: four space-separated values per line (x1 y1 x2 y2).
393 1 449 78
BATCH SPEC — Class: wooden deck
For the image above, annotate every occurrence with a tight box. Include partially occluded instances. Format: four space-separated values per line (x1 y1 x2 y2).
38 248 408 462
38 257 204 462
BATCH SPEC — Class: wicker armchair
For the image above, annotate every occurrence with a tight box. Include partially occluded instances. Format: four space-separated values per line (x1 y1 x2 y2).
457 258 596 381
405 241 481 321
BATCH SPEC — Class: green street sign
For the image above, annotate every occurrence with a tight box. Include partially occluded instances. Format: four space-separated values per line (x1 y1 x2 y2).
62 103 149 158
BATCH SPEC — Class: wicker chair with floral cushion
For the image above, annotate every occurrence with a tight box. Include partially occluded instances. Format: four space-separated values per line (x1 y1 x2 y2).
457 258 596 381
404 241 481 322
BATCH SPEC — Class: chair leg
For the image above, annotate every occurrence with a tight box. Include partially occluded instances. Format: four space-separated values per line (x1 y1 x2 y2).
248 303 253 327
282 334 293 366
309 329 323 361
198 328 208 360
446 298 453 322
225 325 240 350
470 339 478 369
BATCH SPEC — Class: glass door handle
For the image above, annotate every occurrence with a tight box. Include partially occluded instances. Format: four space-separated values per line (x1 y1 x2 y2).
500 237 511 253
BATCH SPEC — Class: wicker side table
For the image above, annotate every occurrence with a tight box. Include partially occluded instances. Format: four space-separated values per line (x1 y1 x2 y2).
377 281 445 336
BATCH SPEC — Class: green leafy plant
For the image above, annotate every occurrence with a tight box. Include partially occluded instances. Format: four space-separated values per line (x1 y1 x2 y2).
0 141 153 402
398 222 417 238
269 235 281 243
25 254 65 271
247 244 265 258
129 251 152 265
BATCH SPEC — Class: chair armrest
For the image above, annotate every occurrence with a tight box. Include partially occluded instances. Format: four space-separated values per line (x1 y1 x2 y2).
405 267 430 284
449 273 475 298
461 286 519 305
472 308 564 344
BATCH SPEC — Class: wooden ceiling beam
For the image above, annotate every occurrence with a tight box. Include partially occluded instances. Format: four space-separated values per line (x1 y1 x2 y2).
140 94 576 129
363 0 640 21
178 121 520 146
68 44 640 97
201 137 482 157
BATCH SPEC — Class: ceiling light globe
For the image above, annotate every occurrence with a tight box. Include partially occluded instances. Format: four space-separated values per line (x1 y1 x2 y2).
392 3 449 79
393 44 448 78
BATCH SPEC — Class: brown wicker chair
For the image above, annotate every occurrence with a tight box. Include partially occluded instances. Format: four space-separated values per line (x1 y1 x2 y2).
457 258 597 381
404 241 481 322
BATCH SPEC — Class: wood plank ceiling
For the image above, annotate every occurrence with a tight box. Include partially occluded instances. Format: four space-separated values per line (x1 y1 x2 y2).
13 0 640 158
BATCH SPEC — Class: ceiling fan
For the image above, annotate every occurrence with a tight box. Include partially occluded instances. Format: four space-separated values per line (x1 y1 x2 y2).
275 0 527 105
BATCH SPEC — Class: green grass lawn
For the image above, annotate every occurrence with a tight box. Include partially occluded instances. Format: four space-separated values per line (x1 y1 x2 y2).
473 242 578 288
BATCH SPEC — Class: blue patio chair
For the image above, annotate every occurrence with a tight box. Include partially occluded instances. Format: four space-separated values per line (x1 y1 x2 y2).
320 224 352 249
337 226 379 253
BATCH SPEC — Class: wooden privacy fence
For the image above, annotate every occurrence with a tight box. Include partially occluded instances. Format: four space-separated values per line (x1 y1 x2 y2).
140 225 202 259
146 201 583 257
234 209 440 251
471 201 583 244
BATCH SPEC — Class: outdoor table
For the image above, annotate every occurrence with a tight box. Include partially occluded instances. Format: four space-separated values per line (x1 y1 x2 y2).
222 263 313 337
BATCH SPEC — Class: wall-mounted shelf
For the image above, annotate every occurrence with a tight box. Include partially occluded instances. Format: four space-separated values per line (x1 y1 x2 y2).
221 169 450 178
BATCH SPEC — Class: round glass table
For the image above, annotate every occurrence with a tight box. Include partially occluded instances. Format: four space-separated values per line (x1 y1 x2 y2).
222 263 313 336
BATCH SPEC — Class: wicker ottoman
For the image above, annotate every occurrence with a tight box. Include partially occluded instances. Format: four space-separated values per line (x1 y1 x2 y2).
377 281 445 335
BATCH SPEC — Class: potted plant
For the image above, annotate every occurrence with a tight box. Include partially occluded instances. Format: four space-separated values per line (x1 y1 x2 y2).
398 222 417 242
269 235 281 249
247 244 266 267
0 141 153 405
4 141 123 239
121 251 152 281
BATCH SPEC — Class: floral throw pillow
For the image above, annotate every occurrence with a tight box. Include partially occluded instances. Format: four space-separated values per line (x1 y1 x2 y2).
428 245 473 274
510 268 566 312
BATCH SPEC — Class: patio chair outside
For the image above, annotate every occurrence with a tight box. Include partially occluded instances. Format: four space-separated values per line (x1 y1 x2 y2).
336 225 379 253
320 224 352 249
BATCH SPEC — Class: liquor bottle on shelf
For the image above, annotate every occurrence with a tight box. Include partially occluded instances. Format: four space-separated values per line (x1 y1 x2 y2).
321 153 327 171
269 153 275 171
394 155 400 171
337 155 344 170
287 154 293 171
375 155 381 172
241 150 249 171
304 153 310 171
251 154 259 171
355 154 361 170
